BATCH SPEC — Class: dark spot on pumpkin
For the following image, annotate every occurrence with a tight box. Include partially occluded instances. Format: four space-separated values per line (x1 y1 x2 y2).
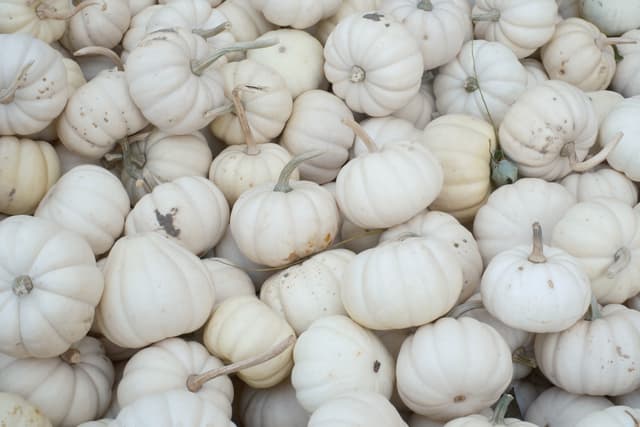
363 12 384 21
8 188 15 198
384 23 390 27
373 360 381 372
518 266 524 271
278 46 286 53
559 69 565 75
155 208 180 237
617 346 631 359
324 233 331 243
453 243 459 248
453 395 466 403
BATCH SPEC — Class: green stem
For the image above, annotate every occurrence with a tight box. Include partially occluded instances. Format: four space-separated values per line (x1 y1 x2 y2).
416 0 433 11
0 61 34 104
12 275 34 296
472 9 501 22
527 222 546 263
512 347 537 369
490 394 514 425
191 38 279 76
589 295 602 321
273 151 323 193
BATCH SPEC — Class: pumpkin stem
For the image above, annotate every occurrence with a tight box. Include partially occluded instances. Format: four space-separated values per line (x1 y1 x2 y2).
607 246 631 278
416 0 433 11
512 347 537 369
203 102 235 120
349 65 366 83
12 275 34 296
191 38 279 76
599 37 639 47
231 84 265 156
341 118 378 153
186 335 295 392
464 76 479 93
36 0 105 20
60 348 81 364
447 299 484 319
490 394 514 425
588 295 602 320
472 9 501 22
273 151 323 193
528 222 546 263
103 153 123 162
73 46 124 71
567 131 623 172
0 61 34 105
192 21 231 39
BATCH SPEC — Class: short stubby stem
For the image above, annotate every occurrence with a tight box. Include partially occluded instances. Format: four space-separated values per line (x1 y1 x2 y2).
607 247 631 278
349 65 366 83
416 0 433 11
528 222 546 263
12 275 34 296
512 347 537 368
472 8 501 22
0 61 34 105
60 348 81 364
464 76 479 93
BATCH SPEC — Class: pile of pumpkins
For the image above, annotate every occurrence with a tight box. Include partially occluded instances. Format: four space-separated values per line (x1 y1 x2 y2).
4 0 640 425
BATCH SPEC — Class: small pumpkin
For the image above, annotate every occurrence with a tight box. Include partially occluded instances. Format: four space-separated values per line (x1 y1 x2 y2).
308 391 408 427
60 0 130 51
239 380 310 427
524 386 613 427
443 394 538 427
579 0 640 36
249 0 341 29
0 392 53 427
575 406 640 427
560 166 638 207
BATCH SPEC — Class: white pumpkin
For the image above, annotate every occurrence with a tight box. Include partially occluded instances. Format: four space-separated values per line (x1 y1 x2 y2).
213 227 274 286
291 315 395 412
351 116 422 158
0 336 114 427
120 4 164 59
342 236 463 330
392 71 436 129
560 166 638 207
314 0 379 44
397 317 513 421
308 391 408 427
0 0 75 43
0 215 103 358
323 11 424 116
247 29 325 99
380 210 483 302
0 33 68 136
202 257 256 309
541 18 617 91
535 303 640 396
521 58 549 89
612 30 640 97
473 177 576 265
35 164 130 255
381 0 472 70
125 176 229 256
576 406 640 427
587 90 624 127
434 39 528 126
443 394 537 427
472 0 558 58
239 380 310 427
0 392 53 427
551 198 640 304
260 249 354 334
249 0 341 29
216 0 276 42
599 96 640 181
280 89 355 184
116 337 234 416
202 296 296 388
579 0 640 36
94 232 215 348
525 386 613 427
61 0 131 51
422 114 497 224
0 137 60 215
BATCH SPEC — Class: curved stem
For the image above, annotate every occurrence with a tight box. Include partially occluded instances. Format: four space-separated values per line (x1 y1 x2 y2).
341 118 378 153
447 299 484 319
203 102 234 120
490 394 514 425
416 0 433 11
36 0 104 20
607 247 631 278
273 151 324 193
0 61 34 104
73 46 123 71
599 37 638 46
568 131 623 172
464 76 479 93
191 38 278 76
186 335 295 392
192 21 231 39
588 295 602 321
231 85 264 155
12 275 34 296
512 347 537 369
528 222 546 263
349 65 366 83
60 348 81 364
472 9 501 22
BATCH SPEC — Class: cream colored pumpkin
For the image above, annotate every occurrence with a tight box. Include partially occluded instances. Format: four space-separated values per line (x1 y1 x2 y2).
351 116 422 158
291 315 395 412
249 0 341 29
203 296 295 388
213 227 274 286
260 249 353 334
209 59 293 146
0 336 114 427
521 58 549 89
434 39 528 126
525 387 613 427
498 79 599 181
239 380 310 427
61 0 131 51
535 304 640 396
561 166 638 206
423 114 496 224
217 0 276 42
579 0 640 36
397 317 513 421
342 236 463 330
472 0 558 58
95 232 215 348
280 89 355 184
392 71 436 129
587 90 624 127
120 4 164 60
203 257 256 309
35 164 130 255
0 33 68 136
314 0 378 45
551 198 640 304
0 215 103 358
0 0 71 43
382 0 472 70
125 176 229 256
323 11 424 116
308 391 408 427
0 392 53 427
599 97 640 181
576 406 640 427
0 137 60 215
116 337 233 416
612 30 640 97
473 177 576 265
541 18 616 91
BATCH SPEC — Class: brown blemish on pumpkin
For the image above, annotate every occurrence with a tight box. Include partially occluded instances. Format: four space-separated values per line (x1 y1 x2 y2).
324 233 331 243
155 208 180 237
373 360 381 372
617 346 631 359
286 252 298 262
453 395 466 403
547 280 554 289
